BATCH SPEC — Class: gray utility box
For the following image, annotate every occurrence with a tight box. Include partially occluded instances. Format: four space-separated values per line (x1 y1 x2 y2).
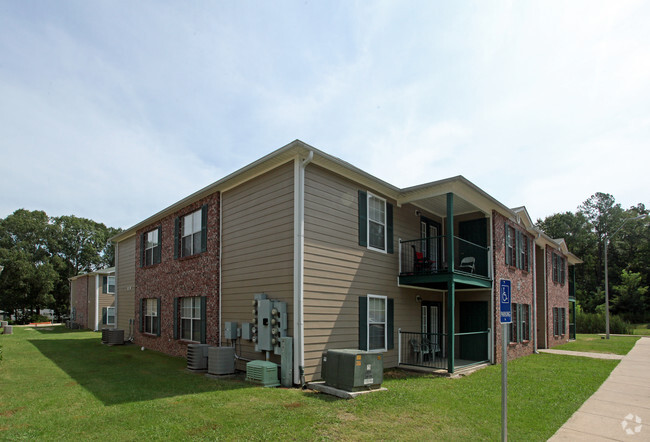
252 293 288 355
321 349 384 392
224 321 238 340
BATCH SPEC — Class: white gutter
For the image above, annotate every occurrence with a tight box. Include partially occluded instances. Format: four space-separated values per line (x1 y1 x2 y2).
293 150 313 386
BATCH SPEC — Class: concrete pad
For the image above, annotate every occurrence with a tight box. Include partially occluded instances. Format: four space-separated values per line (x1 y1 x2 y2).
306 381 387 399
550 427 618 441
562 411 639 440
600 381 650 398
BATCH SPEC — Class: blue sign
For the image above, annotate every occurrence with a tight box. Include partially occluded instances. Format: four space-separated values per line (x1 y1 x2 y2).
500 279 512 324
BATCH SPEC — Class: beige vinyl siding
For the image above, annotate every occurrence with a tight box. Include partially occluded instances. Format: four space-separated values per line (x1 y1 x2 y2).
221 161 294 370
303 164 442 381
98 291 116 327
116 236 136 334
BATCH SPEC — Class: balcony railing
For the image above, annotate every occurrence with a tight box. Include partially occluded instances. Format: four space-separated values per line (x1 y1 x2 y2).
399 236 491 279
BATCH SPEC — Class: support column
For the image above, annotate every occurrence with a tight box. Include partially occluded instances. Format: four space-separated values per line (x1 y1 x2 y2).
446 193 455 373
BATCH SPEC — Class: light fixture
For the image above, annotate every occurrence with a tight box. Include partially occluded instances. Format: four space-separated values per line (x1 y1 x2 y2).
416 295 422 303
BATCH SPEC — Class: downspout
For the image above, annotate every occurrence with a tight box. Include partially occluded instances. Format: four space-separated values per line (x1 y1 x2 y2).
114 242 119 330
543 246 548 349
293 150 313 386
489 213 495 364
94 274 100 331
531 234 538 352
219 191 223 346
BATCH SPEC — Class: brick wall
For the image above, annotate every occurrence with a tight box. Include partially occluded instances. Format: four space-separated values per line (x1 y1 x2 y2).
70 276 90 329
134 192 220 357
492 211 536 363
545 245 569 348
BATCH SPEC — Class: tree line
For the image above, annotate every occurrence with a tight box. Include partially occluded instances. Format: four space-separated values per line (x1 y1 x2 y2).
537 193 649 323
0 209 122 323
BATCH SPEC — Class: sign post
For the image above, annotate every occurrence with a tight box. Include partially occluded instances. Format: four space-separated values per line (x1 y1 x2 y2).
499 279 512 442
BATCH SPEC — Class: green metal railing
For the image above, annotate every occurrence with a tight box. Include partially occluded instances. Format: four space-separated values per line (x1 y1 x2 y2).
399 236 491 279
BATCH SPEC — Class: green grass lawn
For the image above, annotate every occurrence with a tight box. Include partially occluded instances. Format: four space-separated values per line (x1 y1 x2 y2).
1 326 619 440
554 334 640 355
631 324 650 335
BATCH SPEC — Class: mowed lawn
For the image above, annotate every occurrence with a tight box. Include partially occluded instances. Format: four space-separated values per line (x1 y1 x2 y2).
0 327 620 441
554 334 640 355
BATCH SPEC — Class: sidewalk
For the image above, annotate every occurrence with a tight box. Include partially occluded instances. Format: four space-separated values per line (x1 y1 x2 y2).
549 336 650 441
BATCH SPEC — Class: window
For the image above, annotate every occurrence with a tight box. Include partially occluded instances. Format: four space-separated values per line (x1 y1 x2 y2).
143 298 159 335
102 306 116 326
552 253 566 285
357 190 394 253
175 205 207 258
359 295 394 351
509 303 518 343
143 228 161 266
509 303 531 343
368 295 387 350
554 307 566 336
368 194 386 252
71 307 76 321
180 297 202 342
505 224 530 271
102 276 116 294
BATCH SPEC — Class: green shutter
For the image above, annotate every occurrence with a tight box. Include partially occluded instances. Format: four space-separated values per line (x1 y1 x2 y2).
139 299 144 333
154 226 162 264
173 297 178 340
504 223 510 266
527 304 532 341
526 237 531 272
387 298 394 350
201 204 208 253
156 298 161 337
102 307 107 325
174 217 180 259
102 276 108 293
358 190 367 247
359 296 368 350
386 203 394 254
140 233 145 267
200 296 207 344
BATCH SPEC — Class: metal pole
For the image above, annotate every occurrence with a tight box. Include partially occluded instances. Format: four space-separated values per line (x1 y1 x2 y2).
502 324 508 442
604 237 610 339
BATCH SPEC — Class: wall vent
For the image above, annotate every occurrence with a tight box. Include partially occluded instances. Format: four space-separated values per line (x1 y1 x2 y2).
187 344 210 371
207 346 236 375
245 360 279 387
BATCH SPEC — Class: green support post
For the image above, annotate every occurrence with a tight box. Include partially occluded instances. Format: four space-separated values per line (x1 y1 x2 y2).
447 193 455 374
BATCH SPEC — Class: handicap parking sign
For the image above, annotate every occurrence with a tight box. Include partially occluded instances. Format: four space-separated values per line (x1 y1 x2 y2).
500 279 512 324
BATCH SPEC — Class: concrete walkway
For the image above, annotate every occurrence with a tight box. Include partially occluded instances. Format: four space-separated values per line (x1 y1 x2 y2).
550 336 650 441
539 348 624 360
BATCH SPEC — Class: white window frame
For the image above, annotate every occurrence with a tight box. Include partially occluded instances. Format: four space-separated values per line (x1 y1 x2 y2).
106 276 116 294
181 209 202 257
367 193 387 253
180 297 201 342
144 229 159 266
367 294 387 351
106 306 116 326
144 298 158 335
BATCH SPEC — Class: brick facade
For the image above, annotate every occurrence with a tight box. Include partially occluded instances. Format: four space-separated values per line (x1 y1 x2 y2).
545 245 569 348
134 192 221 357
492 211 536 363
70 276 90 329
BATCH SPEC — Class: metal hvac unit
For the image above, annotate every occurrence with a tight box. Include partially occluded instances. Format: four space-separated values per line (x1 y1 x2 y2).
101 328 110 344
207 346 236 375
245 360 280 387
321 349 384 392
187 344 210 371
106 329 124 345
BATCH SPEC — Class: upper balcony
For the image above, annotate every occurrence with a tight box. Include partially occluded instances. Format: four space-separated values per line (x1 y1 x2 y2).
399 236 492 290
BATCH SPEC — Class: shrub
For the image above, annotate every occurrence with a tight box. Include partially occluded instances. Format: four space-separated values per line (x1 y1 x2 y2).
576 311 631 334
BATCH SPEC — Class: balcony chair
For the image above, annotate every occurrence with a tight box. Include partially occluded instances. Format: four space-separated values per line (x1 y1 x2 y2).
409 338 422 364
459 256 476 273
411 245 435 273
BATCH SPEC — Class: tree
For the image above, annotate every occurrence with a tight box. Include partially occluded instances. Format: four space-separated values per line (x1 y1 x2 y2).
612 270 649 322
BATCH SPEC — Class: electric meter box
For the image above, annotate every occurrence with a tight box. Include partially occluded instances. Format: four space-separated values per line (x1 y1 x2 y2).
321 349 383 392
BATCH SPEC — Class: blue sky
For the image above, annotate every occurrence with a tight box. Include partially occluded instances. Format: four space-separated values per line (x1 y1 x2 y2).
1 1 649 229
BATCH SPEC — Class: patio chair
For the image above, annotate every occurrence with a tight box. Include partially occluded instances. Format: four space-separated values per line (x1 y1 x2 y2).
412 245 434 273
459 256 476 273
409 339 422 363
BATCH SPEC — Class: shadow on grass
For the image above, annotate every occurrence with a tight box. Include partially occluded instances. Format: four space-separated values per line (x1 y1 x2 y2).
28 335 251 406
